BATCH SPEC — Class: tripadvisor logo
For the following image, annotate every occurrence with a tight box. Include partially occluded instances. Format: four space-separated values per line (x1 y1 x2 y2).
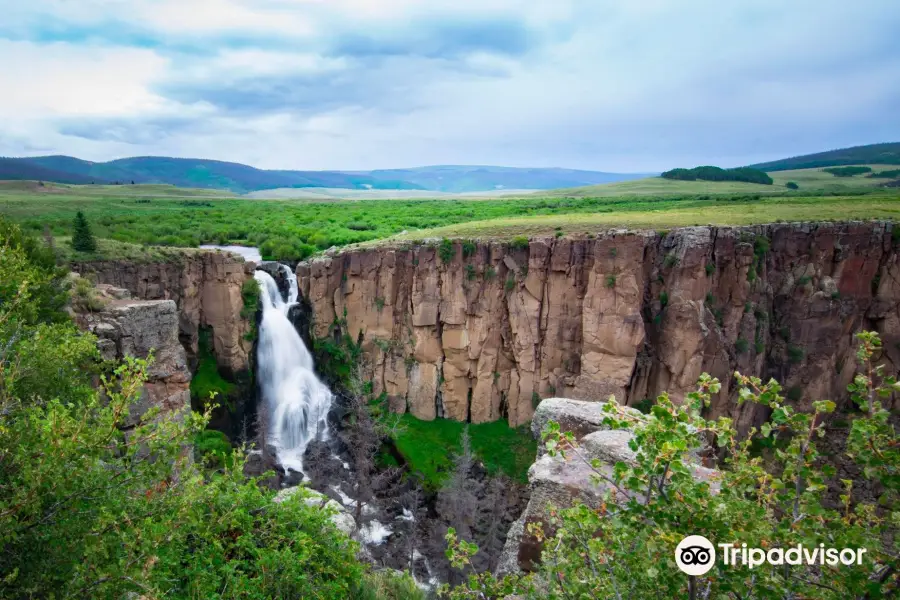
675 535 867 575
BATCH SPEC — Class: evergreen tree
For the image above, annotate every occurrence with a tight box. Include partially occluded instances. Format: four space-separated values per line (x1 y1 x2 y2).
71 211 96 253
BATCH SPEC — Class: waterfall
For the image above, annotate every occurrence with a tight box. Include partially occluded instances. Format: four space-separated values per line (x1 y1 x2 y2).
254 266 332 473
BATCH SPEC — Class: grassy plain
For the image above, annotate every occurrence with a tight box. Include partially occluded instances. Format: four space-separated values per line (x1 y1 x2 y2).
547 164 897 197
1 175 899 260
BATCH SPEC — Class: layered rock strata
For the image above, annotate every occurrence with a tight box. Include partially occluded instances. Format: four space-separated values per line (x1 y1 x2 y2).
74 250 255 376
298 222 900 429
76 288 191 424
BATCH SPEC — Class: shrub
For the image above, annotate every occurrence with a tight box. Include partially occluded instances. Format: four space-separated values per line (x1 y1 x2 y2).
511 236 530 250
659 291 668 308
663 253 679 268
605 274 616 289
445 332 900 600
788 344 804 363
194 429 234 469
374 296 386 312
705 262 715 276
755 337 765 353
461 240 477 258
465 264 476 281
485 266 496 280
735 337 749 353
786 181 799 190
439 239 455 264
505 276 516 291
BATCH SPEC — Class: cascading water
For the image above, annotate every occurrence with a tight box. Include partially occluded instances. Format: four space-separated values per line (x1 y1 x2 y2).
254 266 332 473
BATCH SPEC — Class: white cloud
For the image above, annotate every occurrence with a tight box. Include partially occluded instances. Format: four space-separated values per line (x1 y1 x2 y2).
0 0 897 169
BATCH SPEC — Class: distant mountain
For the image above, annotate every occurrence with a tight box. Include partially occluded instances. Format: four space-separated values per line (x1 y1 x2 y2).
0 157 105 184
0 155 649 193
749 142 900 172
364 165 651 193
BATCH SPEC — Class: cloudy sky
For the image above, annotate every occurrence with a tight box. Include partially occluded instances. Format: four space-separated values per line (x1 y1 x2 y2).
1 0 898 171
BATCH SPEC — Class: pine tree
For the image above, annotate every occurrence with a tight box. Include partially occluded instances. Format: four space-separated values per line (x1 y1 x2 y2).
71 211 96 253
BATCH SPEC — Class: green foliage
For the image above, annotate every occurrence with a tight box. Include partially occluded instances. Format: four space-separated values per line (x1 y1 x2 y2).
194 428 234 469
824 166 872 177
505 276 516 291
749 141 900 171
786 181 799 190
798 275 812 285
449 334 900 599
605 273 616 288
705 261 715 275
354 570 426 600
374 296 386 312
71 210 97 252
788 344 805 363
662 165 773 185
70 275 107 312
465 264 476 281
312 333 362 387
461 239 477 258
532 391 541 408
659 290 668 307
0 234 367 599
663 253 679 268
439 239 455 264
735 336 749 354
390 415 536 490
510 236 530 250
240 278 260 319
190 328 236 406
485 265 496 280
755 337 765 354
869 168 900 178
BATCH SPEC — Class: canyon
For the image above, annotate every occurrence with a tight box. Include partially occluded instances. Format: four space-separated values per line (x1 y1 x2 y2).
299 221 900 431
73 221 900 435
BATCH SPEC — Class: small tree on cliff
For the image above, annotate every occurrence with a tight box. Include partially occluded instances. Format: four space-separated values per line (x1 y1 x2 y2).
71 210 96 253
443 332 899 599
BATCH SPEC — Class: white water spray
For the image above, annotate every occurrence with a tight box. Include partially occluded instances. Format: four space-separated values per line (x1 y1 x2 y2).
254 266 332 473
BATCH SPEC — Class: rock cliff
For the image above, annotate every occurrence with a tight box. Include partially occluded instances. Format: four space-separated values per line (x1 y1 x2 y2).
298 222 900 428
75 286 191 424
73 250 255 376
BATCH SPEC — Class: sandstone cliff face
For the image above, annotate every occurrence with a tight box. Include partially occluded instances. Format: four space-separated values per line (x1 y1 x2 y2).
74 251 255 376
298 222 900 428
76 291 191 424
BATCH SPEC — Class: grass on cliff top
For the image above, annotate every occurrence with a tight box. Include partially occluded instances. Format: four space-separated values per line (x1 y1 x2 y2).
391 414 537 490
389 193 900 240
4 177 898 260
51 236 211 263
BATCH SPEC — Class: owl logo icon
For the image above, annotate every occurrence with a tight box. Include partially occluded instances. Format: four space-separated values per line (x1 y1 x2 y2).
675 535 716 575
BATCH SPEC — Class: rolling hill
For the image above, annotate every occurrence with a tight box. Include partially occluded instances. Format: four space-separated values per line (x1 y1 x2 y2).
0 155 649 194
0 157 105 184
749 142 900 171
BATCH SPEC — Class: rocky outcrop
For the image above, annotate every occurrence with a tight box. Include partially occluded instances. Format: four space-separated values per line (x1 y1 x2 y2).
497 398 719 575
298 222 900 428
76 288 191 424
73 250 255 376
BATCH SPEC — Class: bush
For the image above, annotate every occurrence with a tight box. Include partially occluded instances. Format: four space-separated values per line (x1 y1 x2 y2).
511 236 530 250
605 274 616 288
439 239 455 264
194 428 234 468
445 333 900 600
785 181 799 190
735 337 749 354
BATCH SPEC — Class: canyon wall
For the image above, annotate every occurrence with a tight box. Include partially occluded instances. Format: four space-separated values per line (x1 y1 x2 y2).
73 250 255 376
75 285 191 424
298 222 900 429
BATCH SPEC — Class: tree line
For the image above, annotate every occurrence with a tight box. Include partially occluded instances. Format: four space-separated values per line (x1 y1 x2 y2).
661 165 774 185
